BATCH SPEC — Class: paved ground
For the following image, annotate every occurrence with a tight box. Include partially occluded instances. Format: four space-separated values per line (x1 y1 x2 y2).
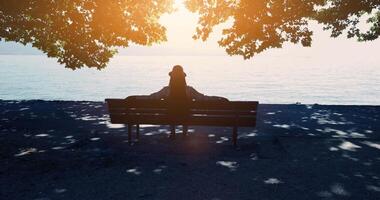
0 100 379 199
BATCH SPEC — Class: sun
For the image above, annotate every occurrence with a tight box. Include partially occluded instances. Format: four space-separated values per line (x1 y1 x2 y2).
174 0 186 7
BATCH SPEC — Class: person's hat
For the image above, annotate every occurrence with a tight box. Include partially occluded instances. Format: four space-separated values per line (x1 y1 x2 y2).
169 65 186 77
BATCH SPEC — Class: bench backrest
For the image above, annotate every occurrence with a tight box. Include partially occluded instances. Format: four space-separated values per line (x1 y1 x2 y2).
106 98 258 127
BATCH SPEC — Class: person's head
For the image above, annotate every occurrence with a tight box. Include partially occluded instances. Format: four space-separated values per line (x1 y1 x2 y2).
168 65 187 94
169 65 186 78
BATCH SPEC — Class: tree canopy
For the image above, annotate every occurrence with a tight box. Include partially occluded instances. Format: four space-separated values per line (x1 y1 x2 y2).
185 0 380 59
0 0 173 69
0 0 379 69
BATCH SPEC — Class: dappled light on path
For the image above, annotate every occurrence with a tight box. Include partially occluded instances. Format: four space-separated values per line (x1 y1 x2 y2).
0 100 379 199
216 161 238 171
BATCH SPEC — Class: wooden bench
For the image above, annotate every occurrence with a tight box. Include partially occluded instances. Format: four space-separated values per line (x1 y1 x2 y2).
105 97 258 146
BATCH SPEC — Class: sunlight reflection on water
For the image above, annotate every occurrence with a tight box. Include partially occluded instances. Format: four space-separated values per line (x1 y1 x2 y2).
0 55 379 105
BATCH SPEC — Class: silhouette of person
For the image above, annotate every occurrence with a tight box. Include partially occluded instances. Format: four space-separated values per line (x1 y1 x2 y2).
149 65 228 102
147 65 228 136
167 65 189 117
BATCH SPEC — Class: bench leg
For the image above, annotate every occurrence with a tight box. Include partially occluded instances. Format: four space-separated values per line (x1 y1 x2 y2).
136 124 140 141
232 126 238 147
183 125 188 136
170 125 176 139
128 124 132 144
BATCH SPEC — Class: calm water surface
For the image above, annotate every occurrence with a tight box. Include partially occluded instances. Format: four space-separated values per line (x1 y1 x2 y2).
0 55 379 105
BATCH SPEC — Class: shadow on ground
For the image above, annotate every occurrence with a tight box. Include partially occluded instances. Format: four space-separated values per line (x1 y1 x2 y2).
0 100 379 199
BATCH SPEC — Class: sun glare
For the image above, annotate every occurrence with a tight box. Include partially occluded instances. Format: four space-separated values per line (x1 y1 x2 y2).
156 0 230 55
175 0 185 5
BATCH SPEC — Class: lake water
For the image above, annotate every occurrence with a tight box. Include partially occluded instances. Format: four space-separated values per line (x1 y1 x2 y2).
0 55 379 105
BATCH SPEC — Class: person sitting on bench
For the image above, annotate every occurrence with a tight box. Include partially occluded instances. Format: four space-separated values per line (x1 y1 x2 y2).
132 65 228 136
131 65 228 102
149 65 228 102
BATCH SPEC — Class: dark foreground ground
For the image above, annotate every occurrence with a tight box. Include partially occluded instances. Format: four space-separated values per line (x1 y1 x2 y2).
0 100 379 200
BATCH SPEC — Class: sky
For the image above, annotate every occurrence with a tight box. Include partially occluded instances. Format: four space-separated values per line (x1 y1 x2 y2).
1 0 380 59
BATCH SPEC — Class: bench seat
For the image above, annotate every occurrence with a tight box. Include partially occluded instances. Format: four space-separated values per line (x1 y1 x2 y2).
106 97 258 146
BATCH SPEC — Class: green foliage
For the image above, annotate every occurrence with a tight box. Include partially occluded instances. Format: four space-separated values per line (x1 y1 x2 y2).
185 0 380 59
315 0 380 41
0 0 174 69
1 0 379 68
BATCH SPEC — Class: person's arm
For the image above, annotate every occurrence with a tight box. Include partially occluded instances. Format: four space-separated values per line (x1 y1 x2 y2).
188 86 229 102
149 86 170 99
187 86 206 100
